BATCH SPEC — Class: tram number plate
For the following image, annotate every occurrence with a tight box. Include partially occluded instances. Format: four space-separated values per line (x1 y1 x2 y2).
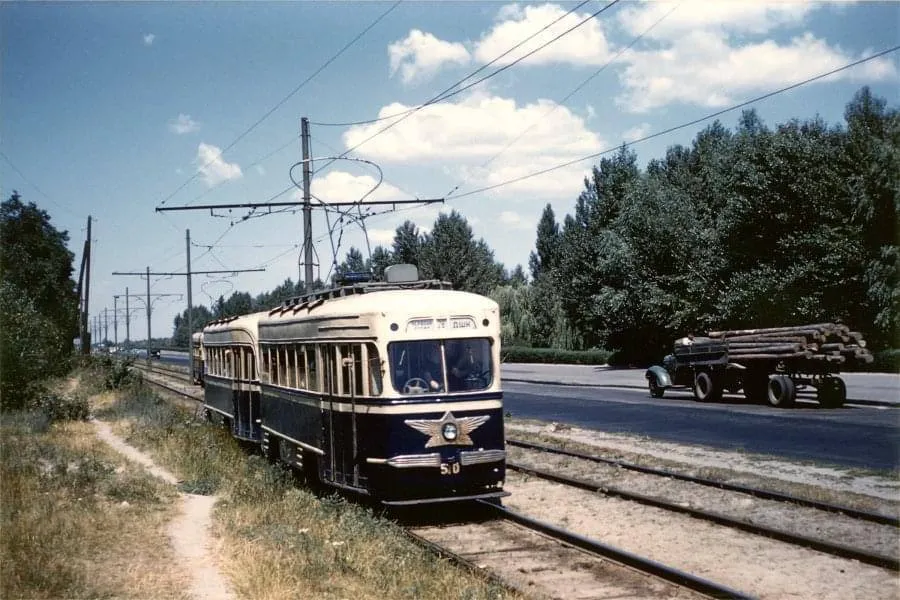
440 462 461 475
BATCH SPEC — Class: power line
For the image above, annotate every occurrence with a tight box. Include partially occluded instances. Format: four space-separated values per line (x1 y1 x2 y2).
314 0 621 180
450 44 900 200
446 1 681 199
0 150 85 220
156 0 402 207
310 0 608 130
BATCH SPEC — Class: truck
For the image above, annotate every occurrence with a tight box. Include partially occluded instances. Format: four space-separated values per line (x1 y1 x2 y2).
645 323 872 409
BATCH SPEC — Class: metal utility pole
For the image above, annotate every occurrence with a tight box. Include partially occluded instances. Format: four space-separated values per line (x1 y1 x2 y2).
125 288 130 350
76 216 92 353
104 307 109 346
146 266 151 362
157 117 444 291
301 117 313 292
113 295 119 348
113 264 263 360
186 230 193 351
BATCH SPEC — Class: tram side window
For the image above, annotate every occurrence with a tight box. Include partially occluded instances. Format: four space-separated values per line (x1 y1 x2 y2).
247 350 256 380
367 343 383 396
223 349 233 378
284 346 295 388
295 345 308 389
306 345 319 391
339 344 352 396
261 346 271 384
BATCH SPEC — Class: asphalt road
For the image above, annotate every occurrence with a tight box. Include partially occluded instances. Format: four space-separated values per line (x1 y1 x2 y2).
504 381 900 472
156 352 899 472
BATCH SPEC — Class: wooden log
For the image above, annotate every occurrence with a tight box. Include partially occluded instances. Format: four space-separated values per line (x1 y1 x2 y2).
728 344 801 354
819 343 845 352
721 335 811 344
708 323 836 337
728 351 812 361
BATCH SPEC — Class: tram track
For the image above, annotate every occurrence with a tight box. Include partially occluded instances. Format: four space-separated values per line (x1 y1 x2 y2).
131 364 758 598
406 501 750 599
132 361 899 597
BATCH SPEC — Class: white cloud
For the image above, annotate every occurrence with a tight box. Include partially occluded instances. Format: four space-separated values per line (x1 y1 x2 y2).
622 122 650 142
618 31 897 113
474 3 614 66
143 33 155 46
366 228 396 246
612 2 896 113
196 143 242 187
255 165 266 176
499 210 532 230
344 91 604 201
168 114 199 135
617 0 813 40
388 29 471 84
307 170 407 204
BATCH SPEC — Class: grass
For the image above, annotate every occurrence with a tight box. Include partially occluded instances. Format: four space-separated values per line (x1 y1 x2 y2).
18 365 522 600
0 403 188 599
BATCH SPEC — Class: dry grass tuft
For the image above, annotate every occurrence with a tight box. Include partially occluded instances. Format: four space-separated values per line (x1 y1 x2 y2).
0 411 189 599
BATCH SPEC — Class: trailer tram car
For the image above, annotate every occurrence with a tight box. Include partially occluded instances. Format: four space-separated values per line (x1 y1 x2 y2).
190 331 205 386
201 313 266 442
254 265 508 505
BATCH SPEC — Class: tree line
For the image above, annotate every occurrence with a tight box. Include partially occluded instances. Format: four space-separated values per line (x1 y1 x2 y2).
172 87 897 366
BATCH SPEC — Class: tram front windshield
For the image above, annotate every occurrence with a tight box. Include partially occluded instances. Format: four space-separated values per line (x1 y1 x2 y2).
388 338 493 395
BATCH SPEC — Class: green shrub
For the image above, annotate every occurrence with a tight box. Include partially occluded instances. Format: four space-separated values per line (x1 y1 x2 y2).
501 346 612 365
31 390 90 423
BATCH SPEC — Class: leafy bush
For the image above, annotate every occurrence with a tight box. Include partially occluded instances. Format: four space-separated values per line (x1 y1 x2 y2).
501 346 611 365
32 390 90 423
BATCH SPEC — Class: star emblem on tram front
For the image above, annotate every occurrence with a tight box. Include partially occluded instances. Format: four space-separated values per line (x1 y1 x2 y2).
405 411 490 448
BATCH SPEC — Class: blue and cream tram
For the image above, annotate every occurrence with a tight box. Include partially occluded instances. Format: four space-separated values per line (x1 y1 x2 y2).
256 265 507 505
201 312 266 442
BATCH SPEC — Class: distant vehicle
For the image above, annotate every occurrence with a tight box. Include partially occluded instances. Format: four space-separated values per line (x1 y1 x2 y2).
149 349 161 359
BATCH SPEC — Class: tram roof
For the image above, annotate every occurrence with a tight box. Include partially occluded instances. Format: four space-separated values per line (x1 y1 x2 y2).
261 283 498 324
202 310 267 334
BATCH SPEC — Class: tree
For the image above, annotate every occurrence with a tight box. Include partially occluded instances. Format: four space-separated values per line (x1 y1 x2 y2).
392 221 423 265
528 203 561 280
843 86 900 348
0 192 78 408
0 192 77 335
418 211 504 295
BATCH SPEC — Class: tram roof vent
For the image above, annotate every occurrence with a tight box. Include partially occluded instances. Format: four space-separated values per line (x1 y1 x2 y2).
384 263 418 283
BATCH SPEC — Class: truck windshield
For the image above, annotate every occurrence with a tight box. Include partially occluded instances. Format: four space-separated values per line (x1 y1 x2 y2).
388 338 493 395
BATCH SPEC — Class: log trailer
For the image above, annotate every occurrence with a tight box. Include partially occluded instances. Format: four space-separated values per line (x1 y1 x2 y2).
645 323 873 408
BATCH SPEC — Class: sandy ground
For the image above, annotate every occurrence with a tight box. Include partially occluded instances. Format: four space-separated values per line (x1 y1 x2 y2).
91 419 235 600
506 421 900 599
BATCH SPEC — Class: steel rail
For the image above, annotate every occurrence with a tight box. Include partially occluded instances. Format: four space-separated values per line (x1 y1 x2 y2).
508 438 899 527
477 500 756 600
507 461 899 572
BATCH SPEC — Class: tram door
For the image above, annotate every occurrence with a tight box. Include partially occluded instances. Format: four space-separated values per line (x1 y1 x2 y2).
323 344 359 488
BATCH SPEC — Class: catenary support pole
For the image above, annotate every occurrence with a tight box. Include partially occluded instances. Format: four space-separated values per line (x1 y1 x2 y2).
146 266 151 365
186 229 193 351
301 117 313 292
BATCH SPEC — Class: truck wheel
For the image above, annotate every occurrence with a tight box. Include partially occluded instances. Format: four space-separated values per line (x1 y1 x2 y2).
694 370 722 402
767 374 796 408
819 378 846 409
648 376 665 398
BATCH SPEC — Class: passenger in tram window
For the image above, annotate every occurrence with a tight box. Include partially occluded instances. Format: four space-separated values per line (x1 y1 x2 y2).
448 341 484 391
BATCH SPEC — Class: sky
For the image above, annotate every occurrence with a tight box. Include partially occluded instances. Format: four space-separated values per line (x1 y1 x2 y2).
1 1 897 341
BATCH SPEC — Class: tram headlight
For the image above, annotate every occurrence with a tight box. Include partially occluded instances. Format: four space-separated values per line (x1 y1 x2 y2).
442 422 458 441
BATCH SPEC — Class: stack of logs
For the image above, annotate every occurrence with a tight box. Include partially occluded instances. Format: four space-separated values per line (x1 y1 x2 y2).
706 322 873 366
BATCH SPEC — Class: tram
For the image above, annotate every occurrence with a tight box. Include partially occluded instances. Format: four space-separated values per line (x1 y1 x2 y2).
255 264 507 505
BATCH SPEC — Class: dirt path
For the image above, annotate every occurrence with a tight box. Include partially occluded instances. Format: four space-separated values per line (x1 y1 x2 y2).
91 419 235 600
